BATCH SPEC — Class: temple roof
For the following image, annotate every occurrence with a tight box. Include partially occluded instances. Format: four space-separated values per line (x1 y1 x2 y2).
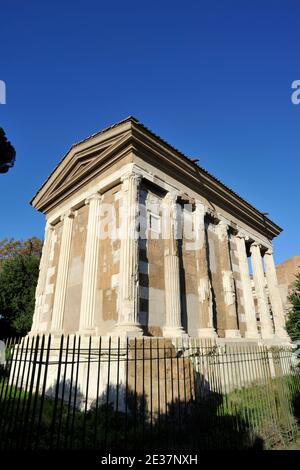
31 116 282 239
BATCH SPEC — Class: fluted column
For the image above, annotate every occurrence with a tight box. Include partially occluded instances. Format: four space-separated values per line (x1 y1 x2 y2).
163 192 186 337
264 248 289 339
51 210 74 334
79 193 102 335
235 233 260 338
113 172 143 337
194 202 216 338
250 242 274 339
31 222 54 334
216 219 241 338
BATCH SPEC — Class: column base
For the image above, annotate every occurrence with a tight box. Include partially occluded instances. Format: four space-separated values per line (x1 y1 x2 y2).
163 326 188 338
27 330 39 337
224 329 241 339
50 330 64 338
274 328 289 340
244 331 261 339
110 322 144 338
261 331 275 340
78 328 97 337
197 328 217 339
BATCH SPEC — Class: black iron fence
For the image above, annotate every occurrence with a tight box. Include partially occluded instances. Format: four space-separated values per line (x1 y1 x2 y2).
0 335 299 450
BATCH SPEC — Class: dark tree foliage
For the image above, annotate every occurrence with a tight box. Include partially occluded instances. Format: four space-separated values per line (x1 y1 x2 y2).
286 272 300 342
0 237 43 261
0 238 43 337
0 127 16 173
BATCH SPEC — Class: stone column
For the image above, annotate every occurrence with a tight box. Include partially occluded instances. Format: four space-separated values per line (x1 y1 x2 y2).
264 248 289 339
51 210 74 334
113 172 143 337
194 202 216 338
163 192 186 337
250 242 274 339
79 193 102 335
235 233 260 338
215 219 241 338
31 222 54 334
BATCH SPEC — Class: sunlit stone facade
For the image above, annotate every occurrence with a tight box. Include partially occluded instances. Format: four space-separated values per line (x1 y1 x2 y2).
30 117 289 343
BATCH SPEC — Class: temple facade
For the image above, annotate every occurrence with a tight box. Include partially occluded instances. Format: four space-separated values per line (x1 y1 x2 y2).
30 117 289 342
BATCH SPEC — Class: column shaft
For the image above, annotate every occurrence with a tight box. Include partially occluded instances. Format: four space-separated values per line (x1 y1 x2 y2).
113 172 143 337
250 243 274 339
195 202 216 338
79 193 102 334
51 211 74 333
264 249 288 339
216 220 240 338
235 234 259 338
31 223 54 334
163 192 186 337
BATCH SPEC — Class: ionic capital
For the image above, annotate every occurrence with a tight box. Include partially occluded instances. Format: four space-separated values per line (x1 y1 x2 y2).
236 230 250 241
164 191 179 205
45 221 55 231
194 200 215 216
121 171 142 188
216 217 229 232
60 209 75 222
194 200 207 214
249 241 263 255
236 231 246 240
84 192 103 206
251 241 259 246
207 207 216 217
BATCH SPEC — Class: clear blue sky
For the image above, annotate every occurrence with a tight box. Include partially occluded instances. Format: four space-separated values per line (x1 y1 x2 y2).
0 0 299 264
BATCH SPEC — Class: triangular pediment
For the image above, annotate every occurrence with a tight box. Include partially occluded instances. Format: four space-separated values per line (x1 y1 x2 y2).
32 118 134 212
63 154 101 184
30 115 282 240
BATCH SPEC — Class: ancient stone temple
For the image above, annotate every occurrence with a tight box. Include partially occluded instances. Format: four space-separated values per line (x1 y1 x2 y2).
30 117 289 343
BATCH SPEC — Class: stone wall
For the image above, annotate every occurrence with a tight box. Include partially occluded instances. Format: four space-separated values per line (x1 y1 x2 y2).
45 221 63 330
207 223 225 337
96 185 122 335
276 256 300 315
127 338 195 415
180 207 199 337
139 186 166 336
230 235 246 336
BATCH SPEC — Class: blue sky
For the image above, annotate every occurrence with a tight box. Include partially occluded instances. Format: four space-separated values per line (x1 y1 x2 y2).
0 0 299 264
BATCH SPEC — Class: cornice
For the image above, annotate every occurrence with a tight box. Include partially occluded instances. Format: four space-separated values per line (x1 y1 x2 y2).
32 132 133 213
130 125 281 240
31 117 282 240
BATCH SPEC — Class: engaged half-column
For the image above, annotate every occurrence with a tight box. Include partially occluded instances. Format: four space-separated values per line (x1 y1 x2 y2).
194 201 216 338
264 248 289 339
79 193 102 335
215 219 241 338
250 242 274 339
163 192 186 338
112 172 143 337
51 210 74 334
235 232 259 338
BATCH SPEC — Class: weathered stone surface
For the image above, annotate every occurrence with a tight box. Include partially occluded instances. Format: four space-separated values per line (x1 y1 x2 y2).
29 117 288 344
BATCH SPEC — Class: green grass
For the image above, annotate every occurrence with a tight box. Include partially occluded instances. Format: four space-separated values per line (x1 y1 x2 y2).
0 375 299 450
220 376 300 449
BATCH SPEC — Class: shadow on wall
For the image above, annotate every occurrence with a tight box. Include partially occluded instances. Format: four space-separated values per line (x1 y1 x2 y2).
0 370 265 451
